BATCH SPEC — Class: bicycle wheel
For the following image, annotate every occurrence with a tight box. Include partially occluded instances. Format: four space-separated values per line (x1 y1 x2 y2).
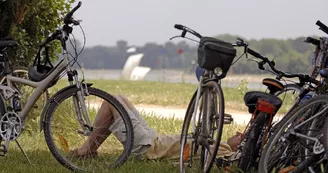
238 112 267 172
259 95 328 173
180 81 224 173
0 66 28 85
44 86 134 172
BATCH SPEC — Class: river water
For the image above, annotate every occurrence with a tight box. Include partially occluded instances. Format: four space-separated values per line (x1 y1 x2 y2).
80 69 268 90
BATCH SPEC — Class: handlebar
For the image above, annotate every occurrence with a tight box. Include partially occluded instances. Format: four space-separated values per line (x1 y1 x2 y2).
246 47 320 85
64 1 82 25
173 24 202 39
40 30 61 47
316 20 328 35
171 24 320 85
304 37 320 46
40 1 82 47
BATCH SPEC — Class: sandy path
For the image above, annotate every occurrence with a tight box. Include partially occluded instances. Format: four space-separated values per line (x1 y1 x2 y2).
135 105 283 125
88 102 282 125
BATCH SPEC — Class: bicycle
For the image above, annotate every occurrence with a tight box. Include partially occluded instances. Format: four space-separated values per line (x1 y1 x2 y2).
170 24 245 173
0 2 134 172
0 66 49 110
171 24 316 173
259 20 328 173
234 45 320 172
259 95 328 173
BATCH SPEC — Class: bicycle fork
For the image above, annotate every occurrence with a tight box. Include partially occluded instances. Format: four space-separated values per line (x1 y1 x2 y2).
68 70 92 136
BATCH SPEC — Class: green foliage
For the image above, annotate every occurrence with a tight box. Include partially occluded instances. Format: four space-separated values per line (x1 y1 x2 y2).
0 0 75 67
237 79 249 96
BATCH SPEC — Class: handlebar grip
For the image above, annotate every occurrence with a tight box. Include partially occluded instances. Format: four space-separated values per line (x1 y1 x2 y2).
304 37 320 46
247 48 263 59
316 20 328 35
64 1 82 24
174 24 184 30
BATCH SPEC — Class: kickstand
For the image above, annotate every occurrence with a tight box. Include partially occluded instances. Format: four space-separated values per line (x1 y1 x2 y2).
15 139 32 165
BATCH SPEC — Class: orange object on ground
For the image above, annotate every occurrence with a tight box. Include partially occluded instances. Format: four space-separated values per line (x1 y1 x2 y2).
183 144 190 161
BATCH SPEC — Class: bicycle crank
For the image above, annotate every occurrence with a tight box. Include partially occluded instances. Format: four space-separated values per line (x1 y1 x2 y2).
0 111 22 151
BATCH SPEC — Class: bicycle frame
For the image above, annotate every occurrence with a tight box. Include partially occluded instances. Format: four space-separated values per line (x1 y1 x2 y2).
0 48 91 130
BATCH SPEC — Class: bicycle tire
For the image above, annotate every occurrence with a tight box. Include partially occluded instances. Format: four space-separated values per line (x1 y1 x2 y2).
238 112 267 172
322 104 328 168
259 95 328 173
180 81 224 173
0 66 28 84
43 86 134 172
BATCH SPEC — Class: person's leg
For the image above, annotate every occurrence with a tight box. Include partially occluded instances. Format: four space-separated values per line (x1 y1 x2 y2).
147 133 241 160
76 95 152 155
118 95 149 127
76 100 120 154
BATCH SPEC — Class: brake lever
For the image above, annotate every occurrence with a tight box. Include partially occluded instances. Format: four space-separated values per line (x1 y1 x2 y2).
181 30 187 38
73 19 82 25
247 58 261 63
169 35 182 40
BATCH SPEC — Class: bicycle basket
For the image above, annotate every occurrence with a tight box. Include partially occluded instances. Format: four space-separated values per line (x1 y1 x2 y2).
197 37 237 72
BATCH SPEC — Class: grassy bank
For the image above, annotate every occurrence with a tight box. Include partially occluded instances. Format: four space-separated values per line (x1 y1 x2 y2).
53 79 296 114
0 113 245 173
0 79 295 172
53 79 247 110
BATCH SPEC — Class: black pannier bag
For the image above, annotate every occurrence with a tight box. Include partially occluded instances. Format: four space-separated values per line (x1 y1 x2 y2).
197 37 237 73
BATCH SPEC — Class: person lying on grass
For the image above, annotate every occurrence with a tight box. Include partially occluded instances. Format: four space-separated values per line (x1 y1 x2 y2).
71 94 242 161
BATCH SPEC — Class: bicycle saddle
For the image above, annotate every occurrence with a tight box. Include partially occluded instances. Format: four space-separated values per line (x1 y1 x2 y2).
244 91 282 114
320 68 328 78
262 78 284 94
0 39 18 50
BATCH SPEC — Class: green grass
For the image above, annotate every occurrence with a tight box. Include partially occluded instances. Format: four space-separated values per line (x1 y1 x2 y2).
0 113 245 173
52 79 249 112
0 79 296 172
52 79 296 114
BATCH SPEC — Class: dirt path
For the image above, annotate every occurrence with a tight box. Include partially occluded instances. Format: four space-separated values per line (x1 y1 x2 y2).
135 105 283 125
89 102 282 125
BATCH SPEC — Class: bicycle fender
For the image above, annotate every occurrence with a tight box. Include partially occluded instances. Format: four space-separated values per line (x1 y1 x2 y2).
39 83 93 132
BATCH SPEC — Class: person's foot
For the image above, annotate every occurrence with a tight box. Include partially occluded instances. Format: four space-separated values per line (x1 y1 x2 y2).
69 149 98 159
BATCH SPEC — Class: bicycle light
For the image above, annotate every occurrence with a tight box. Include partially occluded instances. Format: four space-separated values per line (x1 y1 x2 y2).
214 67 223 76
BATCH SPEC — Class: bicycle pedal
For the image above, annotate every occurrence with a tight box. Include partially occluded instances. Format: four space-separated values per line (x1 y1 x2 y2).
224 113 233 124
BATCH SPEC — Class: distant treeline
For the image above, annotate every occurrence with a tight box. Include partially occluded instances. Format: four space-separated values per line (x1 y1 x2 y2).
76 34 317 74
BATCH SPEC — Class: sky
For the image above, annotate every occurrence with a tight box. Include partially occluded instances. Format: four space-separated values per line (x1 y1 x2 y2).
73 0 328 47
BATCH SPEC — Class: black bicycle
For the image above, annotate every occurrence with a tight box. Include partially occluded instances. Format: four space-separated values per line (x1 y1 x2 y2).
259 20 328 173
234 44 320 172
170 24 248 173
